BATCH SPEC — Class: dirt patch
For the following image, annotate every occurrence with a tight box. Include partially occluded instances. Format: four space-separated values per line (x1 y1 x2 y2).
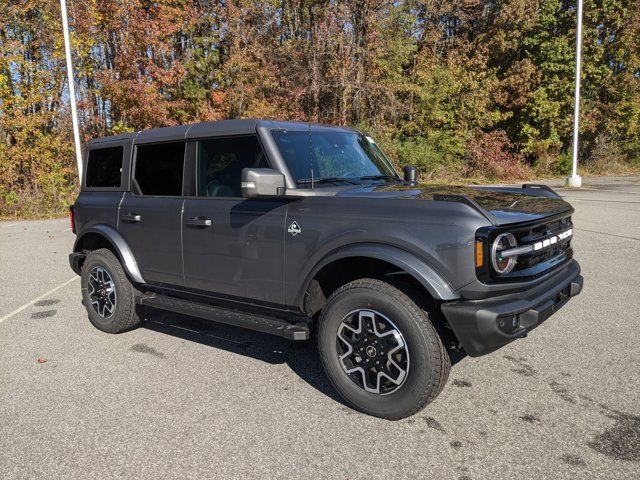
549 381 576 404
561 453 586 467
503 355 536 377
453 379 472 388
588 409 640 461
519 414 540 423
31 310 56 319
130 343 166 359
34 299 60 307
423 416 446 432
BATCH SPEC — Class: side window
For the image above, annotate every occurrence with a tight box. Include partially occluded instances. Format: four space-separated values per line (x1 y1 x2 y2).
85 146 123 188
134 142 185 196
197 136 267 198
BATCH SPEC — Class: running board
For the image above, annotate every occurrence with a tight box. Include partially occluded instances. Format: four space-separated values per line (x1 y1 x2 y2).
140 293 310 341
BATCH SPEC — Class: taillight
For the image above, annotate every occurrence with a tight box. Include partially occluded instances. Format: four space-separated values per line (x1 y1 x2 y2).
69 205 76 233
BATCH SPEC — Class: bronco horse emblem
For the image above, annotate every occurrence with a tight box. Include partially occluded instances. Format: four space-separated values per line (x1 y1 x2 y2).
288 221 302 236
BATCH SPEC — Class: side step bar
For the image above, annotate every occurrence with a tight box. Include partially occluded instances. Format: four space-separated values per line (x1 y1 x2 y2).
140 293 310 341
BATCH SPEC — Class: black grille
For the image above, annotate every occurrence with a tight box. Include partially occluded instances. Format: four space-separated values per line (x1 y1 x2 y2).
512 216 573 272
476 214 574 283
520 216 572 243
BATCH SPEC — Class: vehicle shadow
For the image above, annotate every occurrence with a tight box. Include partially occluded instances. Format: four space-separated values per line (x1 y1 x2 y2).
141 307 348 407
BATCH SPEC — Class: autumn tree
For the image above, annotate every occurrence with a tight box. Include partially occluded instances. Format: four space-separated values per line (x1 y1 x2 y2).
1 0 638 218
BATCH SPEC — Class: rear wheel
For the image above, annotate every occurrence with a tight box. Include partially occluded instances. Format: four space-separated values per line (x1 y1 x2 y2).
81 248 142 333
317 278 450 419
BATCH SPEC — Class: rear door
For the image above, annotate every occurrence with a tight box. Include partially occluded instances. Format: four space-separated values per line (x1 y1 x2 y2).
118 141 185 287
181 135 287 305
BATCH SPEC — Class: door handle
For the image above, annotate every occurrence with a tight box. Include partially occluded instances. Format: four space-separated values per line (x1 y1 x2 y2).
121 213 141 222
185 217 212 227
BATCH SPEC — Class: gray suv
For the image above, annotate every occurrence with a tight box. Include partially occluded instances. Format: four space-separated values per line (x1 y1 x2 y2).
69 119 583 419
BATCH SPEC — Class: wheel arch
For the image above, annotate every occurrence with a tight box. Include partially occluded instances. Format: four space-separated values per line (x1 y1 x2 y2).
298 243 459 314
73 225 144 284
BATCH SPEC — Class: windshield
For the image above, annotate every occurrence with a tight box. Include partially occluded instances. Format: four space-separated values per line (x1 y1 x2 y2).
270 129 398 184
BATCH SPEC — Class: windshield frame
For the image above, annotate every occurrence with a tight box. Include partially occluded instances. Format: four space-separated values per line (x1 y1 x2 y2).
267 127 400 188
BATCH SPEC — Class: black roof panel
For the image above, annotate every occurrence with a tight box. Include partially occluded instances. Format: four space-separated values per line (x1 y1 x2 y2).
135 124 190 144
185 119 264 139
87 119 358 145
87 132 137 146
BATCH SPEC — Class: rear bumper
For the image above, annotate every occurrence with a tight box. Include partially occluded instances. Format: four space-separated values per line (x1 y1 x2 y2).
69 252 85 275
441 260 583 357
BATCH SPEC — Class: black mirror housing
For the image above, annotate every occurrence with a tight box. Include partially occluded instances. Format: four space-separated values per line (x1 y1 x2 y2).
403 166 417 183
241 168 286 198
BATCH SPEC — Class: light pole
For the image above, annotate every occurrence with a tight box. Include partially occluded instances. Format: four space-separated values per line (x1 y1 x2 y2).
568 0 583 188
59 0 83 183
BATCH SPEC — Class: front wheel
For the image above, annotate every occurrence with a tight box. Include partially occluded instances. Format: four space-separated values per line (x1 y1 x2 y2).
317 278 450 419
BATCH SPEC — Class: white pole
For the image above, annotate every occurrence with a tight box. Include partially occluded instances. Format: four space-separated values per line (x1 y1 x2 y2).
60 0 83 184
568 0 583 188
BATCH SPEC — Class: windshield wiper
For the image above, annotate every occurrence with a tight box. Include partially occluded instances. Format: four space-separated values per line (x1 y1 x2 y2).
296 177 360 186
359 175 401 182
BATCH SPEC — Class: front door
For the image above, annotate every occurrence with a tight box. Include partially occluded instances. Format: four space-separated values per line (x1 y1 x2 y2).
117 141 185 287
181 135 287 305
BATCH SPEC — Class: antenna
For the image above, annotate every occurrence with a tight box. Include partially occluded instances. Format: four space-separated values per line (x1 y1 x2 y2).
308 120 314 189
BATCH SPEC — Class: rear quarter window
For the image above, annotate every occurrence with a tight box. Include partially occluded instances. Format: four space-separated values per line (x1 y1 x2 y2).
85 146 124 188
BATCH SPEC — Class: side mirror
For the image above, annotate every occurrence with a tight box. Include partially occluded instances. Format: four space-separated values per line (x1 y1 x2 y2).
241 168 286 198
403 165 417 183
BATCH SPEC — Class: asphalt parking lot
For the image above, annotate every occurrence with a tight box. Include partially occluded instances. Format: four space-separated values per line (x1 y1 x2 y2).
1 177 639 479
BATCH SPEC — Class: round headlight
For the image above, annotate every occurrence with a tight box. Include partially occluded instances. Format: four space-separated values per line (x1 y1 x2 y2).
491 233 517 274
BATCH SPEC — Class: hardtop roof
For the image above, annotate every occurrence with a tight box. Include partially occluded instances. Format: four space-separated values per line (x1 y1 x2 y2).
87 119 359 146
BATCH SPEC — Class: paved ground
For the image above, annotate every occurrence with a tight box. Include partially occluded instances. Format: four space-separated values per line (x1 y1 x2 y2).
1 176 639 479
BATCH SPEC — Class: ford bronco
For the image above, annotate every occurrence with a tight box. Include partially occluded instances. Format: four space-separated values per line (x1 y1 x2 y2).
69 119 583 419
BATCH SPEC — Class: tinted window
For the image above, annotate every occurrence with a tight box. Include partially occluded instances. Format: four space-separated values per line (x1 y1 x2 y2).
85 146 123 188
271 130 396 182
197 136 267 197
134 142 185 196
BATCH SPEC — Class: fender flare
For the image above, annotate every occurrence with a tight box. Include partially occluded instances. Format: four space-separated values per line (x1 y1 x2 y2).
297 243 459 305
74 224 145 284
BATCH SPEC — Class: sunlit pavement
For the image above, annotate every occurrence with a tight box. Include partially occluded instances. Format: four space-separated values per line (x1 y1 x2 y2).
1 176 638 479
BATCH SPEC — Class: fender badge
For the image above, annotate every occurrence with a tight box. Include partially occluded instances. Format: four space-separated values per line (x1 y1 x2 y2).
288 221 302 236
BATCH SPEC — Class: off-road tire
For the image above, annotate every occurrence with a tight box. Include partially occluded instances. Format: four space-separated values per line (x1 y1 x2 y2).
81 248 142 333
317 278 450 420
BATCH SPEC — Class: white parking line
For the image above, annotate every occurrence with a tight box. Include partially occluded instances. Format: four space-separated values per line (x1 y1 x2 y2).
575 227 640 241
0 277 79 324
580 187 640 194
0 223 19 228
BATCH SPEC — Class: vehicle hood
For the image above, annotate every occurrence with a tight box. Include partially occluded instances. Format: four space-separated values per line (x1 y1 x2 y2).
336 183 573 225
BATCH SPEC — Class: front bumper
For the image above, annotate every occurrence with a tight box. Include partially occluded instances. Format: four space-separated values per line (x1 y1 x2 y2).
441 260 583 357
